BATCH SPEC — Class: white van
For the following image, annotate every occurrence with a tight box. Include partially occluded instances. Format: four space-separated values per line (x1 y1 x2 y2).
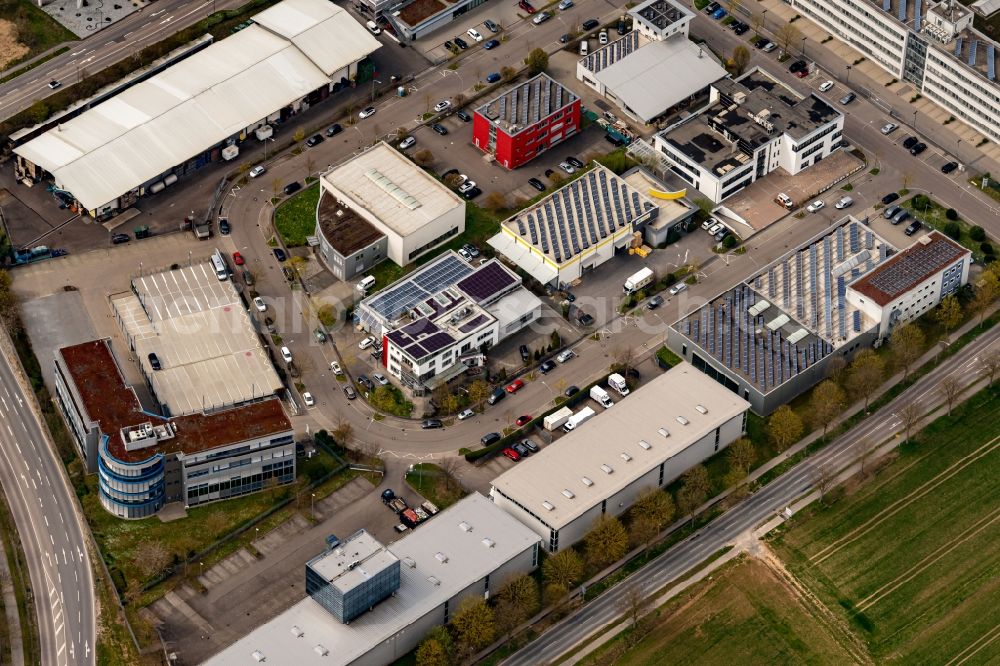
357 275 376 292
366 20 381 35
211 251 228 281
579 39 589 56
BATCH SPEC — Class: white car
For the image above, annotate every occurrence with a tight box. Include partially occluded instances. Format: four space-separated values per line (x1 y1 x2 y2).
467 28 483 42
701 216 717 231
556 349 576 363
458 180 477 193
835 195 854 209
557 0 573 8
253 296 267 312
458 408 475 420
372 372 389 386
434 100 452 113
761 42 777 53
302 392 315 407
806 200 825 213
558 161 576 174
707 223 723 236
669 282 688 296
280 346 293 364
359 106 376 119
358 336 376 350
532 11 551 24
330 361 342 374
599 30 608 45
249 165 266 178
881 122 898 135
399 136 416 149
818 80 834 92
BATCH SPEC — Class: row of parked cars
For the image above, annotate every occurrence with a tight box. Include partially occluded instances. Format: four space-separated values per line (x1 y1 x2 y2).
381 489 439 531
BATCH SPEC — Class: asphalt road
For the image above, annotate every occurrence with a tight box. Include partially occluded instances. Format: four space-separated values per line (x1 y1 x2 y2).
502 316 1000 665
0 342 95 665
0 0 247 122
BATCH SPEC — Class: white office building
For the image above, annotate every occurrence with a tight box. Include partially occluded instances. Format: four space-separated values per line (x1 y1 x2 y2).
490 364 750 552
205 493 541 666
790 0 1000 144
654 68 844 203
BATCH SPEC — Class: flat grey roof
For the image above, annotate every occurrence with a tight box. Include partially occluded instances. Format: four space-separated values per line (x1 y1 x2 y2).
491 364 750 531
631 0 692 30
308 530 398 594
590 38 727 123
204 493 540 666
475 73 578 135
112 261 283 415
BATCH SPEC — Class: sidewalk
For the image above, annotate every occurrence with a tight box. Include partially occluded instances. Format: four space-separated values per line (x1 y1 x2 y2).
0 538 25 666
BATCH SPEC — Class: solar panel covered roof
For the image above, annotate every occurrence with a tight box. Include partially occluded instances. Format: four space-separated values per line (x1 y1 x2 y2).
360 253 474 327
456 261 519 303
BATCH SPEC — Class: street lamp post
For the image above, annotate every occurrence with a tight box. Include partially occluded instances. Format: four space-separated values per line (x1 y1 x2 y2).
912 109 918 131
371 79 382 103
801 36 807 58
311 492 316 520
845 64 852 84
761 9 767 29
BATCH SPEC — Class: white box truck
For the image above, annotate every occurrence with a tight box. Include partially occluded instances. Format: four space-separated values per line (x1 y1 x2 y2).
623 267 654 294
563 406 596 432
590 385 614 408
544 406 574 431
608 373 630 396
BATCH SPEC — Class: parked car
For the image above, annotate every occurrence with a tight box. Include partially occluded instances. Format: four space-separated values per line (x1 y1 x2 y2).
488 387 506 405
891 209 911 225
343 385 357 400
558 161 575 174
458 180 477 193
669 282 688 296
557 349 576 363
704 1 719 13
421 419 444 429
273 248 287 262
519 0 536 13
882 192 900 205
481 432 501 446
910 142 927 155
733 22 748 34
232 251 244 265
560 33 571 43
712 7 727 18
444 40 454 50
532 11 551 24
434 100 451 112
306 134 324 147
462 243 480 257
707 223 724 236
359 336 376 350
647 295 664 309
283 182 301 195
112 233 130 244
302 392 315 407
941 161 959 174
528 177 546 191
515 415 532 427
807 200 825 213
326 123 343 136
880 122 898 135
520 344 531 362
467 28 483 42
539 359 556 374
761 41 777 53
359 106 376 119
840 92 856 105
904 219 923 236
503 447 521 461
330 361 342 374
506 379 525 393
280 346 293 363
219 219 232 235
148 352 161 371
512 441 531 457
432 123 449 135
599 30 608 44
835 196 853 209
582 18 599 29
795 66 810 78
48 80 61 89
486 72 502 83
566 156 584 169
253 296 267 312
577 312 594 326
564 385 580 397
522 439 540 453
249 165 266 178
484 19 499 32
456 109 472 121
454 37 469 49
399 136 416 149
902 135 919 149
357 375 374 391
755 38 772 50
462 187 482 200
484 38 500 49
372 372 389 386
701 217 717 231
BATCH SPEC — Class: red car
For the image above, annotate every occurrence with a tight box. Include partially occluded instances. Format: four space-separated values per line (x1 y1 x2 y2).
519 0 536 12
233 251 245 266
506 379 525 393
515 415 532 427
502 447 521 461
795 68 809 78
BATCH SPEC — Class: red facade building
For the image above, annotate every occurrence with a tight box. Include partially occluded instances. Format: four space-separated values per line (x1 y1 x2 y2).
472 73 581 169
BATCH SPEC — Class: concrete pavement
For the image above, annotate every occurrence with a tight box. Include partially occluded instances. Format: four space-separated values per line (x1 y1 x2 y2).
0 331 95 666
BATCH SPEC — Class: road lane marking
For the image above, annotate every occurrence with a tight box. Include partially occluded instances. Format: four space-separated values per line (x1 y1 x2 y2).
56 643 65 657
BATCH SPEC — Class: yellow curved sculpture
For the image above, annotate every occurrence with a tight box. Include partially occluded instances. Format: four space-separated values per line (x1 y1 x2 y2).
648 188 687 200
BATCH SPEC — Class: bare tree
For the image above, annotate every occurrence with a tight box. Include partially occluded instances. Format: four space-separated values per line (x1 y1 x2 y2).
857 437 880 476
618 582 653 645
824 355 847 384
814 464 837 502
332 412 354 446
133 541 171 580
890 324 925 379
938 375 962 416
980 349 1000 387
305 155 316 181
750 11 764 35
437 456 463 493
773 23 802 55
810 380 846 438
897 402 922 445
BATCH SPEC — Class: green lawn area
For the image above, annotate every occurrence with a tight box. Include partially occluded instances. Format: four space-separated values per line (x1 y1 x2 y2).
273 182 320 247
404 463 466 509
900 195 984 259
771 384 1000 664
0 0 75 70
582 555 860 665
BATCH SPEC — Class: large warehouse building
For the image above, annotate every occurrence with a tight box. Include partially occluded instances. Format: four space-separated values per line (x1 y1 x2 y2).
205 493 541 666
315 142 465 278
13 0 380 219
487 164 659 287
490 364 750 552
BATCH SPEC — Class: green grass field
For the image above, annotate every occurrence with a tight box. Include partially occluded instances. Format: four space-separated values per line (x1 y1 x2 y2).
0 0 75 70
582 556 860 665
274 182 320 247
772 385 1000 664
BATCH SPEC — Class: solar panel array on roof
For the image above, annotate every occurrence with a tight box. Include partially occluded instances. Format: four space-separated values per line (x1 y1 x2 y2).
583 31 640 74
456 262 518 303
363 254 473 324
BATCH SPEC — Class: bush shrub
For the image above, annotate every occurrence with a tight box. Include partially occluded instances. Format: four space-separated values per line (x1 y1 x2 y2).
945 208 959 221
911 194 930 210
970 225 986 241
980 242 994 256
943 221 962 240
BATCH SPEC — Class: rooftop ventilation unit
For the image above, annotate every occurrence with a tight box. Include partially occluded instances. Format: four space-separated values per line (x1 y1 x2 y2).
582 476 594 487
695 404 708 414
428 576 441 586
658 427 670 438
403 557 416 568
676 416 689 426
562 489 576 499
435 552 449 564
314 645 329 657
291 626 304 638
601 463 614 473
252 651 266 663
482 538 496 548
459 521 473 532
787 328 809 344
638 440 652 450
542 501 555 511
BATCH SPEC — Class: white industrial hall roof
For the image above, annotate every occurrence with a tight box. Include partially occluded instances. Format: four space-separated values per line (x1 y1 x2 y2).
323 142 466 237
590 38 727 123
491 364 750 530
14 0 379 212
204 493 540 666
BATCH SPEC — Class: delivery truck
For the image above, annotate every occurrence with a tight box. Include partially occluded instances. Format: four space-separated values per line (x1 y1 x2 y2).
623 267 654 294
544 406 574 431
563 406 596 432
608 373 630 396
590 385 614 408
